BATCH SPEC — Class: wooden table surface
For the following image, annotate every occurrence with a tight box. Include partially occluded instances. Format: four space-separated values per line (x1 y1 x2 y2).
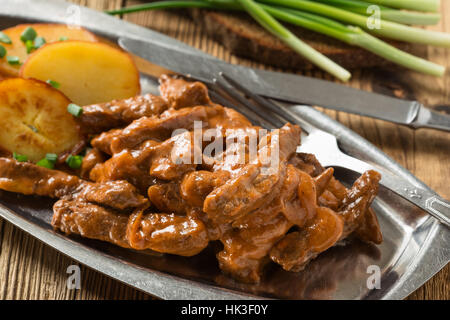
0 0 449 300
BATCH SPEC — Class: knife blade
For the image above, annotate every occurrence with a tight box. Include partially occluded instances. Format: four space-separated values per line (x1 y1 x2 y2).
119 37 450 132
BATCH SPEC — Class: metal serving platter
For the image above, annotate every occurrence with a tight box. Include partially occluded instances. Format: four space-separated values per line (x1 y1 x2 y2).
0 0 448 300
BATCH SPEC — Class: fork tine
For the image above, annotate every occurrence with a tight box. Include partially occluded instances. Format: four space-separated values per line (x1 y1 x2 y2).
219 72 299 125
221 73 321 134
207 86 274 129
213 77 285 128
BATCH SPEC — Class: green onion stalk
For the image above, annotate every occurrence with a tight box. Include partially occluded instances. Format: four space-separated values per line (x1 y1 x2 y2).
236 0 351 81
313 0 440 25
105 0 447 79
107 0 352 81
362 0 441 12
258 0 450 47
261 5 444 76
105 0 239 15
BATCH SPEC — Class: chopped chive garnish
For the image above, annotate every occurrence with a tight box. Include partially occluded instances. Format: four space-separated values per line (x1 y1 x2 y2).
0 45 6 58
13 152 28 162
25 40 34 54
6 56 20 65
0 32 11 44
46 79 60 89
66 155 83 169
34 36 46 49
45 153 58 163
27 124 38 133
59 36 69 41
20 27 37 43
67 103 83 117
36 158 55 169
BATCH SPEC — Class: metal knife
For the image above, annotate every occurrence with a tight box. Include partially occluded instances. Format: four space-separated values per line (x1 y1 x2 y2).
119 37 450 132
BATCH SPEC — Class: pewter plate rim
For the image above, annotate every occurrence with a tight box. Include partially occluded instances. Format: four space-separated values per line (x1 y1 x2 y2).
0 0 448 300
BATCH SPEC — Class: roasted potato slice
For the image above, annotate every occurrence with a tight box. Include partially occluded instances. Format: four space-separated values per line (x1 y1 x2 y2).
0 78 81 162
20 41 141 106
0 24 98 77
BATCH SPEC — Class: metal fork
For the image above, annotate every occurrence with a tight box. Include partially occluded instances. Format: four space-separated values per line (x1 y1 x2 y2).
211 72 450 228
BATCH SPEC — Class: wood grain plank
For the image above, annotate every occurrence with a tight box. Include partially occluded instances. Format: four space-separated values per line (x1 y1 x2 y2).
0 0 448 300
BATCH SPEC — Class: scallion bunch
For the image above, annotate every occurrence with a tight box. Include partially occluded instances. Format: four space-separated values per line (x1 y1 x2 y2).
106 0 449 81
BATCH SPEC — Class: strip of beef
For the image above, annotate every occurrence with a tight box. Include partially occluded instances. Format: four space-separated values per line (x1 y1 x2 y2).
232 165 310 229
98 104 252 155
147 182 187 215
159 74 212 109
91 128 122 155
289 152 324 177
105 106 211 154
78 181 148 211
91 131 200 193
52 199 132 248
90 140 157 193
180 170 231 208
78 94 168 134
0 157 81 198
80 148 106 180
127 210 209 256
270 170 382 272
217 164 333 283
339 170 383 244
0 158 147 210
147 131 199 181
203 124 301 224
52 202 209 256
217 213 292 283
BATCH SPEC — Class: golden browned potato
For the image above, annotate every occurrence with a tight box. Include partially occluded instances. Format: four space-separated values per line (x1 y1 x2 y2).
0 24 98 77
20 41 141 106
0 78 81 162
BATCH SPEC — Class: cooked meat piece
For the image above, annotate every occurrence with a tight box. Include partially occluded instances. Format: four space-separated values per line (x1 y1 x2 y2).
0 158 81 198
91 131 199 190
107 105 252 154
52 199 132 248
0 158 148 211
180 170 231 207
289 152 324 177
270 170 381 272
203 164 283 224
108 106 210 153
159 74 211 109
148 131 198 181
90 140 158 193
127 210 209 256
270 207 344 272
147 182 186 215
232 164 305 229
78 180 148 211
53 200 208 256
318 190 341 210
0 75 383 284
80 148 106 180
78 94 168 134
218 213 291 283
296 169 318 224
258 123 301 161
211 126 261 174
207 106 252 129
314 167 334 198
91 128 123 155
339 170 382 244
203 124 300 224
355 208 383 244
